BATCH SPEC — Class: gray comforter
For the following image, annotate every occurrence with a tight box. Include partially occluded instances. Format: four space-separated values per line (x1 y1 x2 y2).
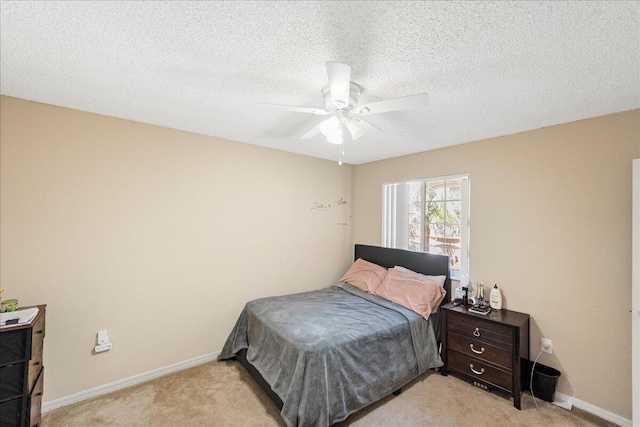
218 283 443 427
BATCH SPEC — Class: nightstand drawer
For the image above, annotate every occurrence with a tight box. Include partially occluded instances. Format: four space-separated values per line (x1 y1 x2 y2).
448 332 513 369
0 363 25 400
448 350 512 393
448 313 513 349
0 329 27 365
0 397 23 427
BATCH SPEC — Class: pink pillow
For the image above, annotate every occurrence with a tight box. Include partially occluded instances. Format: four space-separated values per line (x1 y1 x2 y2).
375 267 447 319
340 258 387 293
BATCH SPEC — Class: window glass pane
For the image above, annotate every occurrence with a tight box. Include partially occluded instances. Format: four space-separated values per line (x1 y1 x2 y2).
445 224 460 239
427 245 445 255
408 202 421 216
426 201 445 224
446 179 462 200
408 242 420 251
447 248 461 271
408 213 421 245
425 182 445 201
427 222 444 243
409 193 421 247
446 201 461 225
409 212 421 225
408 182 422 202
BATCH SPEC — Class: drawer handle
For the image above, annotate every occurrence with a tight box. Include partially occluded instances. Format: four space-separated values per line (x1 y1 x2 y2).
470 344 485 354
473 328 481 337
36 392 43 397
34 361 41 366
36 330 44 334
470 364 485 375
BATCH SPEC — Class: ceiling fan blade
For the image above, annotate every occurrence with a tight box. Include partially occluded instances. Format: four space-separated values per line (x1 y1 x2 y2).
300 120 330 139
259 103 329 115
353 93 429 115
356 118 386 134
326 61 351 108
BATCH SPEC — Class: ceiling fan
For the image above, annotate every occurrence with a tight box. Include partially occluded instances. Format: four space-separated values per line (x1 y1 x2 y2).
260 61 429 154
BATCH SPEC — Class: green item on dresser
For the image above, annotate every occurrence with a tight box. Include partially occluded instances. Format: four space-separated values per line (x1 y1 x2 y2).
1 298 18 312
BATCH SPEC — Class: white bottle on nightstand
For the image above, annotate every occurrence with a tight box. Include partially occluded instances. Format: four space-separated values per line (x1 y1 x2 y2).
490 284 502 309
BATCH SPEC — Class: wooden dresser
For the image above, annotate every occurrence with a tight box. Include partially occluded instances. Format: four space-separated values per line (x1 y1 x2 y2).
0 305 46 427
441 302 529 409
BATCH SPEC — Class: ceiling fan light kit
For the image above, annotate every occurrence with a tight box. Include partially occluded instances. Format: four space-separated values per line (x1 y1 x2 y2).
260 61 429 164
345 117 366 141
319 116 343 145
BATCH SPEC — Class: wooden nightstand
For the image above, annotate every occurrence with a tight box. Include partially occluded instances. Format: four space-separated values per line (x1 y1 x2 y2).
441 302 530 409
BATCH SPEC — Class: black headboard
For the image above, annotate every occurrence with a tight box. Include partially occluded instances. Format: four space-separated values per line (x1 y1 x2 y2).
354 244 451 304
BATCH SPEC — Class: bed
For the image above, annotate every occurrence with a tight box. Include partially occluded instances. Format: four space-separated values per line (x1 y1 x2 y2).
218 244 451 427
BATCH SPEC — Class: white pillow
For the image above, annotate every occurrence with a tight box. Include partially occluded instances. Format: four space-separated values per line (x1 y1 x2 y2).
394 265 446 287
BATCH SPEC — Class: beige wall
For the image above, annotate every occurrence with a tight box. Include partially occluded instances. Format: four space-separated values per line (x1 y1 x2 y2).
3 94 638 419
0 96 354 401
353 109 640 419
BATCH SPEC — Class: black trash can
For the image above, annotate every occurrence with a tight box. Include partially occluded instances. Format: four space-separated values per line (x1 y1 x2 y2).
531 363 561 402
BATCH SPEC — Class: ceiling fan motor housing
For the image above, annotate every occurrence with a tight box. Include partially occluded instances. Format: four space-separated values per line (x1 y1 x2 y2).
322 83 362 112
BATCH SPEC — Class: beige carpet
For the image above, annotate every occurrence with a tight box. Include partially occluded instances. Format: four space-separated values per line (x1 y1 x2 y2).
43 360 616 427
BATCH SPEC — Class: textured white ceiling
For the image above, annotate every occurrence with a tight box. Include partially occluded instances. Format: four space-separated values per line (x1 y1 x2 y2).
1 1 639 164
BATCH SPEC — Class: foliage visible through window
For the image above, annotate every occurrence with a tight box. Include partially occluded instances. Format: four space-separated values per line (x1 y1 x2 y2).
383 175 469 278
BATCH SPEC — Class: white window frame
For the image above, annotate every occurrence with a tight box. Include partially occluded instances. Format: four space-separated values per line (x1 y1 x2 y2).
382 174 470 280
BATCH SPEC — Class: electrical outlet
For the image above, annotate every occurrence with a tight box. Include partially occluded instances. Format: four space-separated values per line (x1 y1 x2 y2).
541 337 552 354
97 329 109 345
94 342 112 353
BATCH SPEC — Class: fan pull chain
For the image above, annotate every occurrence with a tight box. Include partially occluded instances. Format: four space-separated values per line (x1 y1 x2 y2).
338 141 345 165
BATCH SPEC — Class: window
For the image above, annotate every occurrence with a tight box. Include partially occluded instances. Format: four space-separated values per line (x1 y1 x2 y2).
383 175 470 279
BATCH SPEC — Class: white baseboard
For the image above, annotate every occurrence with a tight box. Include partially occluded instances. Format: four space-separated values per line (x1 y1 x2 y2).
554 392 632 427
42 351 220 414
551 393 572 410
